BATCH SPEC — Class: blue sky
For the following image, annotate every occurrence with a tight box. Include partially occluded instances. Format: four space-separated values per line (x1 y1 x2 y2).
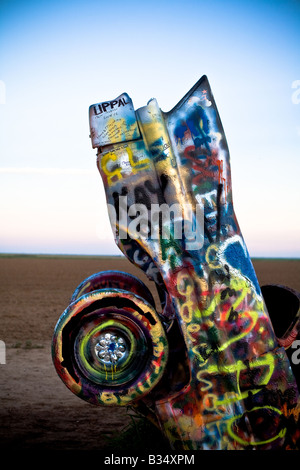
0 0 299 256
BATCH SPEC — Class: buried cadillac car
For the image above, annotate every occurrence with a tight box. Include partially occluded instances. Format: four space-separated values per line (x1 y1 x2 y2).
52 76 300 450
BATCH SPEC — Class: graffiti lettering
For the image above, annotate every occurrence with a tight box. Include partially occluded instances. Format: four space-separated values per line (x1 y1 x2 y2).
220 287 236 300
101 146 150 185
228 307 239 323
93 97 129 115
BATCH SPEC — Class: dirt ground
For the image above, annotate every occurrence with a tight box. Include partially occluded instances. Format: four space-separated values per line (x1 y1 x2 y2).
0 255 300 453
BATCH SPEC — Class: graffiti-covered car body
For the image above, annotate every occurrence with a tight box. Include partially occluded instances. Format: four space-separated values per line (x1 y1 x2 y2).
52 76 300 450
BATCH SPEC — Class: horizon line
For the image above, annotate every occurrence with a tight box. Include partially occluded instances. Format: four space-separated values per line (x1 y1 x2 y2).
1 252 300 260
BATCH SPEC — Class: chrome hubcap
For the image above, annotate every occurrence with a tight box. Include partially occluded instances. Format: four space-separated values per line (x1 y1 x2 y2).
95 332 127 365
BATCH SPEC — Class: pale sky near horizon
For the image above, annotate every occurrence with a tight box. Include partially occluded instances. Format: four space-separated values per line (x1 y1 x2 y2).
0 0 300 257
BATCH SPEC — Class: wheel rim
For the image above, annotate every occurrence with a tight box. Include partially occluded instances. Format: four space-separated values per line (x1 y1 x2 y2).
73 309 149 386
52 288 168 406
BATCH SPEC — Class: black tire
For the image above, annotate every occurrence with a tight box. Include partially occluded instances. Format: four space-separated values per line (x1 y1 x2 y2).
52 288 168 406
70 270 155 307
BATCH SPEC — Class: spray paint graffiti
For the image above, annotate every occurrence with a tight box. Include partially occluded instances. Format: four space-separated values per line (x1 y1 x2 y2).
52 76 300 450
